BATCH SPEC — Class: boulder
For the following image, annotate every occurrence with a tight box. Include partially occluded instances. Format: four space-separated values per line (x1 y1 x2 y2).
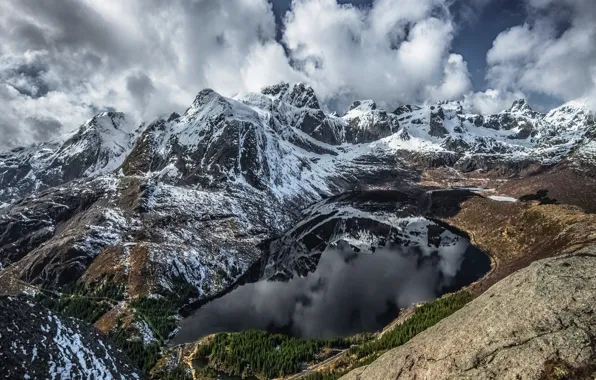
341 249 596 380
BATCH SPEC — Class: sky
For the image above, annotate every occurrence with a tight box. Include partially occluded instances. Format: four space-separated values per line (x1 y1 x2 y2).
0 0 595 150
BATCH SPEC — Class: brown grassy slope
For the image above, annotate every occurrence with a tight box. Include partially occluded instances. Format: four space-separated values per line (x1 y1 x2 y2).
443 197 596 295
422 162 596 213
495 162 596 213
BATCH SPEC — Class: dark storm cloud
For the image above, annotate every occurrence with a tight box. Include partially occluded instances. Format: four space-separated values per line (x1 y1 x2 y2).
0 85 25 149
126 72 155 109
9 22 48 49
173 239 473 344
7 62 51 99
13 0 131 65
25 116 63 142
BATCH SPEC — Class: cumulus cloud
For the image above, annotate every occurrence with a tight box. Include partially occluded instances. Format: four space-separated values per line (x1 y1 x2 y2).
484 0 596 111
462 88 526 114
0 0 481 150
282 0 472 110
10 0 592 151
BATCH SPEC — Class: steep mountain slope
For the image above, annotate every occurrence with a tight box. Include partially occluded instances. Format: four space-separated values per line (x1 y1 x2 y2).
0 84 414 297
1 81 595 312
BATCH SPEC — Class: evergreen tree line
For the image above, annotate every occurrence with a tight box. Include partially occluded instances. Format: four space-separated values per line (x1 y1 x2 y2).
350 291 473 359
160 365 194 380
195 330 350 379
130 276 200 341
110 327 163 374
130 297 178 341
61 281 126 300
34 277 200 376
34 281 126 323
34 292 111 324
194 292 472 379
115 277 200 373
305 292 473 380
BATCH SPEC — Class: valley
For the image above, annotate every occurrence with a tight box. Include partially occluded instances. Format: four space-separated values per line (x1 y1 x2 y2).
1 82 596 379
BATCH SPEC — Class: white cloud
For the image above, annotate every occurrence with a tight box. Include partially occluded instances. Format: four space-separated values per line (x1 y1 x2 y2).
282 0 471 110
428 54 473 102
462 88 525 115
484 0 596 111
0 0 485 150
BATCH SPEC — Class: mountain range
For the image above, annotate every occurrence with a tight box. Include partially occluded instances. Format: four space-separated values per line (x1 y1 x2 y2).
1 82 596 378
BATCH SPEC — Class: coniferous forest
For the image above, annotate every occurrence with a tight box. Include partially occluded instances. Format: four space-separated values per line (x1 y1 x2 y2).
350 291 473 358
33 274 472 379
194 330 350 378
193 292 473 379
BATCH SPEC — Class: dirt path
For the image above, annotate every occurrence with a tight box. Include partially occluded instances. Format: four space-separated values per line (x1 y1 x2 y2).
284 349 349 380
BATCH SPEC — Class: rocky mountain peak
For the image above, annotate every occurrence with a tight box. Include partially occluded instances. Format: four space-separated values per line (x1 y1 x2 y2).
392 104 422 116
184 88 226 118
73 112 134 139
348 100 377 112
547 99 593 118
167 112 181 122
261 82 290 97
262 82 321 110
65 110 133 142
343 100 398 143
286 82 320 109
509 98 534 114
181 89 264 128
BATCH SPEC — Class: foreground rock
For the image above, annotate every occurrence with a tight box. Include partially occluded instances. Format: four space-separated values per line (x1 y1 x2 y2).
0 296 140 379
340 249 596 380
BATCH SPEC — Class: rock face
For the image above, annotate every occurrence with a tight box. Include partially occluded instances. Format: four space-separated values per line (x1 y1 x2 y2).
0 296 140 379
0 112 137 204
343 100 399 143
340 250 596 380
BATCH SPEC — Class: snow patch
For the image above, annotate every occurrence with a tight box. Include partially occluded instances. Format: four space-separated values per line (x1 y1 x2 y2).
488 195 518 202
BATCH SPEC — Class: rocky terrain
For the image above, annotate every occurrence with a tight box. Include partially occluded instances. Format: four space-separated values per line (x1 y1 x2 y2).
0 295 140 379
1 82 596 378
340 249 596 380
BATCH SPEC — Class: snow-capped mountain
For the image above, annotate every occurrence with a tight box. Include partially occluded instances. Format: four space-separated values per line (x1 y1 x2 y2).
3 83 594 208
1 81 595 377
382 98 596 172
1 82 594 293
0 112 137 204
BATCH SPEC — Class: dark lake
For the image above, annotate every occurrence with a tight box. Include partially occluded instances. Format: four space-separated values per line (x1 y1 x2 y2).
172 209 491 345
